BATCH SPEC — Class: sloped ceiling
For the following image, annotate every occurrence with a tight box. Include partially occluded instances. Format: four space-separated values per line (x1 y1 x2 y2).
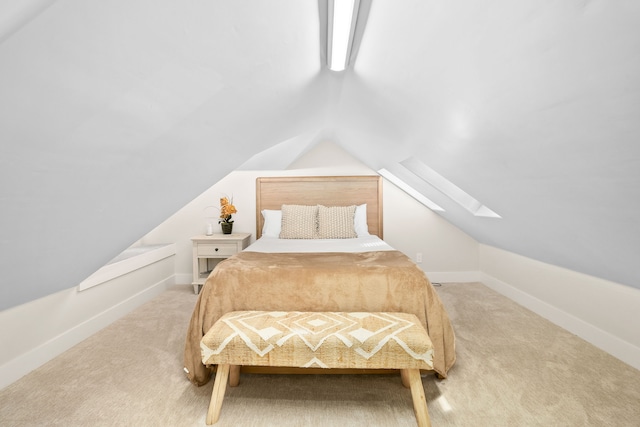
1 0 639 310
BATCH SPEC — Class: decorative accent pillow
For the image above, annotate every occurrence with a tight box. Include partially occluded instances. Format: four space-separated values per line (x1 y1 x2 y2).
354 204 370 237
279 205 319 239
317 205 357 239
261 209 282 237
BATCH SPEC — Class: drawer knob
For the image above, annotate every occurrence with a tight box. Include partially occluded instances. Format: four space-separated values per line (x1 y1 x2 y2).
215 248 219 252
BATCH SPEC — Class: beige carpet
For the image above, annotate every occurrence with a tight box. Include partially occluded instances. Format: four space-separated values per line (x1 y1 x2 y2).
1 283 639 426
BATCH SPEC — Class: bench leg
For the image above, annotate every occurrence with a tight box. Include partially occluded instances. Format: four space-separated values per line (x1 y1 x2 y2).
400 369 410 388
229 365 240 387
403 369 432 427
206 364 230 425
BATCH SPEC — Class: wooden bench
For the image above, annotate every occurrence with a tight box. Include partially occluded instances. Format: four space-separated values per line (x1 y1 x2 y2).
200 311 434 426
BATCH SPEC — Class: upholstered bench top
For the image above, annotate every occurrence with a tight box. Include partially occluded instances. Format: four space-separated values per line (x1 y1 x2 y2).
201 311 434 371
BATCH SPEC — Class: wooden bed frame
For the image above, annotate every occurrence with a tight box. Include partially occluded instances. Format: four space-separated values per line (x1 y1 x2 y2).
255 175 383 239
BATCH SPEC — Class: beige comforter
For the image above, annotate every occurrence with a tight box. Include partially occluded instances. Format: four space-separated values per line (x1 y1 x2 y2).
184 250 456 386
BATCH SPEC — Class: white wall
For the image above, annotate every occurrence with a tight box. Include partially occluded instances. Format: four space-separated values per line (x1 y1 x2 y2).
0 256 175 389
141 141 480 283
480 244 640 370
382 182 479 283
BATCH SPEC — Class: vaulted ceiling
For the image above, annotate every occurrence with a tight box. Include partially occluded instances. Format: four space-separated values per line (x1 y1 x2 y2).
1 0 639 310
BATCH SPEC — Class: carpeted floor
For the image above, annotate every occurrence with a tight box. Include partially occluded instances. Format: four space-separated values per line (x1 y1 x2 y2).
1 282 639 426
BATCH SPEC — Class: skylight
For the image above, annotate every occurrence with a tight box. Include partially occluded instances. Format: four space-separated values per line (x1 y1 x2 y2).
377 168 445 211
327 0 359 71
400 157 501 218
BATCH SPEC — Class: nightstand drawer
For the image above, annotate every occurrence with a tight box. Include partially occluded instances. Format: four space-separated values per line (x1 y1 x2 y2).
197 243 238 256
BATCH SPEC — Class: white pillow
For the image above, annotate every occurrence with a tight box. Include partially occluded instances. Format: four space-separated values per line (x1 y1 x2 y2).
261 209 282 237
354 204 370 237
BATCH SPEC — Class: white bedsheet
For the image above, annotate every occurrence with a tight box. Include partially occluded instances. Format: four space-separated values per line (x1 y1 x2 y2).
244 235 395 253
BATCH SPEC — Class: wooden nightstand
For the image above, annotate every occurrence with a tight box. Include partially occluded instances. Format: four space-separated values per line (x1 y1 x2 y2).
191 233 251 294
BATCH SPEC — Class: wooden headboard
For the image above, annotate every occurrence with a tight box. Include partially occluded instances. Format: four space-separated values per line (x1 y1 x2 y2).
256 176 383 239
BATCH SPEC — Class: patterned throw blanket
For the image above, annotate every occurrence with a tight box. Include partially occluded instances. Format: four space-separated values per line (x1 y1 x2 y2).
184 250 456 386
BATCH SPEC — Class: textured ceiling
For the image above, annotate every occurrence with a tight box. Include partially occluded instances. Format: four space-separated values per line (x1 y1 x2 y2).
1 0 639 309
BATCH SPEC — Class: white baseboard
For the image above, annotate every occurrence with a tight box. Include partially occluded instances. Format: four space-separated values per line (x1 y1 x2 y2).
480 272 640 371
0 275 175 390
424 270 482 284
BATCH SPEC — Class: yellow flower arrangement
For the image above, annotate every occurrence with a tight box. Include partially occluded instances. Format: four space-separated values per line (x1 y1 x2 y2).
218 196 237 224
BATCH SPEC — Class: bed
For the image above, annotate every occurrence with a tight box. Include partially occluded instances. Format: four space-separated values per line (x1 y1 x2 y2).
183 176 456 386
